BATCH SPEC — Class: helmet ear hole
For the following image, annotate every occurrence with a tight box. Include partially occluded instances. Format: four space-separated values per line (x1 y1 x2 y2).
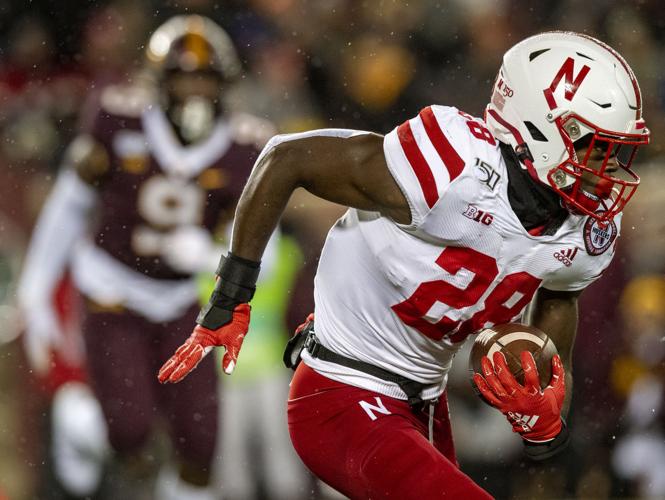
572 133 593 152
529 48 551 61
524 121 548 142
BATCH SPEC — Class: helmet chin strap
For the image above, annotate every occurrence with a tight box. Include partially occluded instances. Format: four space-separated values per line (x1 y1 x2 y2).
486 109 541 182
563 184 601 215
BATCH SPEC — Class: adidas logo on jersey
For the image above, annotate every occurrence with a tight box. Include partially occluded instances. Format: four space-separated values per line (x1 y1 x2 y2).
553 247 578 267
508 412 540 433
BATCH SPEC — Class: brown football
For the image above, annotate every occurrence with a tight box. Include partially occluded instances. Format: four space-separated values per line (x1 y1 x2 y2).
469 323 558 392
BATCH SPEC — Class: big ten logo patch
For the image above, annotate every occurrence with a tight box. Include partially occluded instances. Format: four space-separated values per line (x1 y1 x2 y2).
473 158 501 191
583 214 617 255
463 204 493 226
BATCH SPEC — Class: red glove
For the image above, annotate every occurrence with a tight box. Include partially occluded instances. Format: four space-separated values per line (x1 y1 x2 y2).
473 351 565 443
295 313 314 335
158 303 250 383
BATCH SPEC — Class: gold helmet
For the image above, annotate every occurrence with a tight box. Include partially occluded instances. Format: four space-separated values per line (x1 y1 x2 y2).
146 15 241 81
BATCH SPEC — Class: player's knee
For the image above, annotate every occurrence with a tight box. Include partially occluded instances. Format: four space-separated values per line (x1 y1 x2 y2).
358 428 489 499
362 459 488 500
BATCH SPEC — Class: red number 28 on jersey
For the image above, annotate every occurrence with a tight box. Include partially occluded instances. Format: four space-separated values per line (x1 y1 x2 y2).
391 246 541 343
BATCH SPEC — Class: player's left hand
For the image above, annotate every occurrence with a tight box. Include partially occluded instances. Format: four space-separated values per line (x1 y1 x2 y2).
21 304 63 375
295 313 314 336
473 351 565 442
158 303 250 383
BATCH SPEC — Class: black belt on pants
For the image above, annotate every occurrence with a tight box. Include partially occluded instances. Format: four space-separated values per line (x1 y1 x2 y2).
292 321 432 409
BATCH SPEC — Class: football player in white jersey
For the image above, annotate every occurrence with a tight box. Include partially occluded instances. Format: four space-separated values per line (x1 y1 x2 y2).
160 31 649 498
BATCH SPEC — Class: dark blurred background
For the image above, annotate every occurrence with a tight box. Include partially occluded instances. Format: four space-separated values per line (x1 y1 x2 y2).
0 1 663 499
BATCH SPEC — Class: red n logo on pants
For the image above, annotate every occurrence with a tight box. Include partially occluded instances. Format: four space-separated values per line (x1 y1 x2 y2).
392 247 541 343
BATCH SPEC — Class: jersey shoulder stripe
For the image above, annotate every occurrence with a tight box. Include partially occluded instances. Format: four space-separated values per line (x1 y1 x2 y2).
397 120 439 208
418 106 465 183
384 105 473 225
395 106 466 209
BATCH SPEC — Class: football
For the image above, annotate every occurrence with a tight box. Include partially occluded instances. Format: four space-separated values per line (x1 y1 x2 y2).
469 323 558 391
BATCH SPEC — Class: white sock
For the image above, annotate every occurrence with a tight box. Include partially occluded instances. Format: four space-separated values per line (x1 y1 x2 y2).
155 465 217 500
176 479 217 500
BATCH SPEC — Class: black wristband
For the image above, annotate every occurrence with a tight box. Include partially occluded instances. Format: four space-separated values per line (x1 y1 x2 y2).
216 252 261 284
197 252 261 330
523 420 570 461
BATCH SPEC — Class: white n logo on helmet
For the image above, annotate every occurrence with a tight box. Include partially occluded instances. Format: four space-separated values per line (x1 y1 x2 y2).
543 57 591 109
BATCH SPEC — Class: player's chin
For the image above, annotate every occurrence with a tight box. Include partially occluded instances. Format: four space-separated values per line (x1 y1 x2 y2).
564 187 602 215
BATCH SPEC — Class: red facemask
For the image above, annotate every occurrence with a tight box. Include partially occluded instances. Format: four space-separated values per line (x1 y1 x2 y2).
547 114 649 222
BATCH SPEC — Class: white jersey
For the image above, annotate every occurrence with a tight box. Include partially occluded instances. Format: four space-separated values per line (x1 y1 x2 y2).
303 105 620 401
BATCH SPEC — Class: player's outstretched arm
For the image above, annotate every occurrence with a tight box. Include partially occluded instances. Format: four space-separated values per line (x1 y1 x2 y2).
18 135 105 374
232 130 410 262
158 129 411 384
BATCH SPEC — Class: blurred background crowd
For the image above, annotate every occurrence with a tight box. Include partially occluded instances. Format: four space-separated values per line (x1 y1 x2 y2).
0 0 663 499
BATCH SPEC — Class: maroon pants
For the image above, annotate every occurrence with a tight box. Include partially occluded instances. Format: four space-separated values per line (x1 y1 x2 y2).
83 303 218 469
288 363 492 499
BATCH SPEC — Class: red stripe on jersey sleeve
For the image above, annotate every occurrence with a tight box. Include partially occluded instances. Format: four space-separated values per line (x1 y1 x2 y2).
397 120 439 208
419 106 465 182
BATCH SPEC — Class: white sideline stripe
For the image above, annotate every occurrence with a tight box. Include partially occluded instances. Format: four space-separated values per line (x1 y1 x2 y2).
487 332 546 359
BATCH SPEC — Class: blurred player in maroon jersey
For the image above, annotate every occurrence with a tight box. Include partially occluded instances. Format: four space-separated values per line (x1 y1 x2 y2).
18 15 273 499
